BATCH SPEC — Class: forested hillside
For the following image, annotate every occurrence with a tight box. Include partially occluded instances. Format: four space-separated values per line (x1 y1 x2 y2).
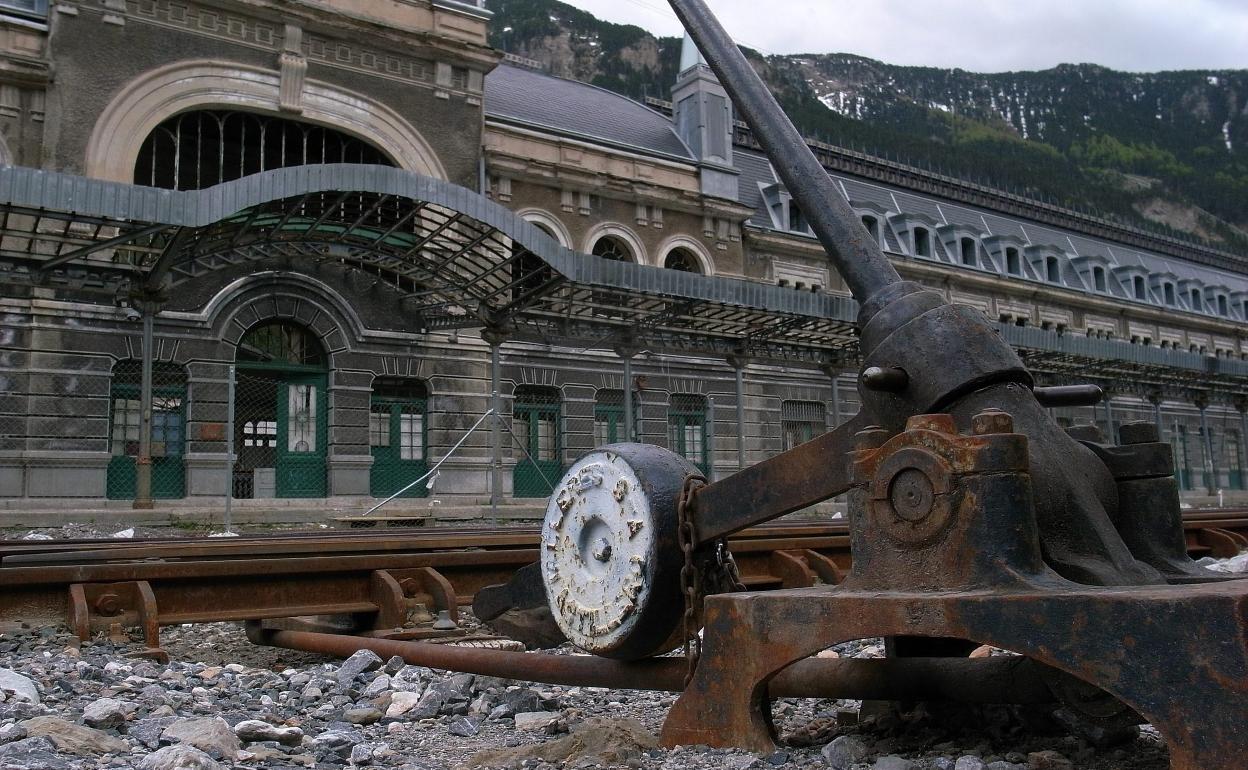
487 0 1248 250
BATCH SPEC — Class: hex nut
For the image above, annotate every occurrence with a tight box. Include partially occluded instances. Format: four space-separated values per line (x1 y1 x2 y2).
972 408 1015 436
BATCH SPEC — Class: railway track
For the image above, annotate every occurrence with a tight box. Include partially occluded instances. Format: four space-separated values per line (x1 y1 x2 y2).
0 509 1244 657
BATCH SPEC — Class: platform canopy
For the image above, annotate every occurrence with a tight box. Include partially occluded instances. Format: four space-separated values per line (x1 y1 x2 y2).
0 164 1244 398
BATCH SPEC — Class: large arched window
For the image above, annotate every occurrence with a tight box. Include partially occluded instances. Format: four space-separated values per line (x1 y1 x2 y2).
664 248 703 274
237 321 325 367
134 110 394 190
592 235 635 263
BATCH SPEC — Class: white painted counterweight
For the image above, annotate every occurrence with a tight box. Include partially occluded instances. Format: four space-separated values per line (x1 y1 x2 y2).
541 450 656 654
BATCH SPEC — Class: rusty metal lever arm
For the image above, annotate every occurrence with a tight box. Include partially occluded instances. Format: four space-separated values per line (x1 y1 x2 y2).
691 413 868 544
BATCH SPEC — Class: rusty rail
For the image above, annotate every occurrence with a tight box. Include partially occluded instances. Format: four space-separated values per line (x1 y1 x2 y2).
0 511 1243 655
250 626 1061 704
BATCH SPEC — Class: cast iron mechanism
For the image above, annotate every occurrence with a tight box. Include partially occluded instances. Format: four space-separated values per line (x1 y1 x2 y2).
533 2 1248 767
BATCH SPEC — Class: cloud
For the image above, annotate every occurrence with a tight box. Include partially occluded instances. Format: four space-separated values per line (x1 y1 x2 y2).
554 0 1248 72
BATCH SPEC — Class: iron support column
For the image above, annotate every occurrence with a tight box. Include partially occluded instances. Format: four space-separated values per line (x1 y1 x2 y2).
821 363 842 429
134 305 156 510
482 328 509 521
1198 401 1217 496
705 396 716 482
1150 393 1164 436
1103 393 1117 444
728 354 748 471
623 354 635 443
224 365 235 534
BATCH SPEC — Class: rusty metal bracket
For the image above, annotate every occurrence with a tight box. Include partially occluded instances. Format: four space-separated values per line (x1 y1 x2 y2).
69 581 168 662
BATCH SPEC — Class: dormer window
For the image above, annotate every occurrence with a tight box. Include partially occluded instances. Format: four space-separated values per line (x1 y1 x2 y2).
914 227 932 258
1006 248 1021 276
1217 295 1229 315
1164 284 1176 306
1190 289 1202 312
1093 267 1106 293
960 238 977 267
861 215 879 242
788 202 806 233
1046 258 1060 283
1133 276 1146 301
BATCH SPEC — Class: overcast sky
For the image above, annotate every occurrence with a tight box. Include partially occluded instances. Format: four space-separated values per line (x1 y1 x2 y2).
556 0 1248 72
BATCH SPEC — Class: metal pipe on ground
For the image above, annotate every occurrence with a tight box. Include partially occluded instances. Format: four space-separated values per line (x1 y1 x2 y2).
249 627 1059 704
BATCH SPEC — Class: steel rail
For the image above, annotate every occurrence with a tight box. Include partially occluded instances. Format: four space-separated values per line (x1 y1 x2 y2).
252 627 1061 704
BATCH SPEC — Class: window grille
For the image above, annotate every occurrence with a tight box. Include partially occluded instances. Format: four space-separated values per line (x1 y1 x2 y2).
664 248 701 274
781 400 826 452
134 110 394 191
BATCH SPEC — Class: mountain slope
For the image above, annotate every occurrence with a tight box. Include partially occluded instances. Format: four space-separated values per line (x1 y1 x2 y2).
485 0 1248 251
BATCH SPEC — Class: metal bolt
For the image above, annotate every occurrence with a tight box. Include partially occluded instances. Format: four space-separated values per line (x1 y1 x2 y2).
972 408 1015 435
889 468 935 522
432 610 458 631
854 426 891 451
591 538 613 563
1119 421 1159 445
94 594 121 617
906 414 957 434
861 366 909 393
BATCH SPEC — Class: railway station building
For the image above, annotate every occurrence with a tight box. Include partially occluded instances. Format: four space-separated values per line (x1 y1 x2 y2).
0 0 1246 518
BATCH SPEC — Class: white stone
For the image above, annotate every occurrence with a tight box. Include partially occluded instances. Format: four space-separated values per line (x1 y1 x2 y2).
385 691 422 717
513 711 559 731
82 697 127 730
0 670 39 705
139 744 221 770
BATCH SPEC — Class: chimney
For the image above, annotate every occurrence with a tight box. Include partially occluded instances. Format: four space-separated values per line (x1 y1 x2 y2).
672 33 739 201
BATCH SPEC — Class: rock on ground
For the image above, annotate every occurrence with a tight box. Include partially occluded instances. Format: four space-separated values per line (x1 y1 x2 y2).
20 716 129 756
159 717 241 759
139 744 222 770
466 718 657 769
82 696 127 729
0 669 40 704
0 736 70 770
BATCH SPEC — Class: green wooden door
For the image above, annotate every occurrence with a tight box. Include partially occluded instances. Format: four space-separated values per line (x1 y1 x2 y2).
513 393 562 498
370 397 429 498
275 374 327 498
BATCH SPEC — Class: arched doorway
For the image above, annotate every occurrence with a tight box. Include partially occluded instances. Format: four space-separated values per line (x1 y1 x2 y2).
234 321 328 498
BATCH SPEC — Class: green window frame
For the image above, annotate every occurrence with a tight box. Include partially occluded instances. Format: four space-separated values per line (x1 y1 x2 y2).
106 361 187 500
668 393 708 475
512 385 563 498
593 388 639 445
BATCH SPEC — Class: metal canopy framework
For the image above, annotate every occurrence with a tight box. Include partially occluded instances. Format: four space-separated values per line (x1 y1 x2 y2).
0 164 1244 397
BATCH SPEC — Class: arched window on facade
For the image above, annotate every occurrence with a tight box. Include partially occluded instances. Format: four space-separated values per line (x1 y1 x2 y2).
237 321 325 367
594 388 640 445
1228 430 1244 490
664 248 703 274
134 110 394 191
107 360 187 500
370 378 430 498
960 237 977 267
592 235 635 263
1006 248 1021 276
913 228 932 259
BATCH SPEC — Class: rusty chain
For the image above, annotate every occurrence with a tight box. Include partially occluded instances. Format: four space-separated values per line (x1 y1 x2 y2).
676 472 706 688
676 471 748 688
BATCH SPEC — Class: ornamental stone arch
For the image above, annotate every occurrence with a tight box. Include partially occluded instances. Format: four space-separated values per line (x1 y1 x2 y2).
85 60 448 183
582 222 647 265
205 272 368 364
516 208 573 249
656 234 715 275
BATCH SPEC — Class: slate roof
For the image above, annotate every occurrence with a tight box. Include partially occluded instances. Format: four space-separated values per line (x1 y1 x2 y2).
483 63 1248 311
484 64 694 161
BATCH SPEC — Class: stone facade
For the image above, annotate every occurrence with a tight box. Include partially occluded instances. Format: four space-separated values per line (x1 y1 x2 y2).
0 0 1245 510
